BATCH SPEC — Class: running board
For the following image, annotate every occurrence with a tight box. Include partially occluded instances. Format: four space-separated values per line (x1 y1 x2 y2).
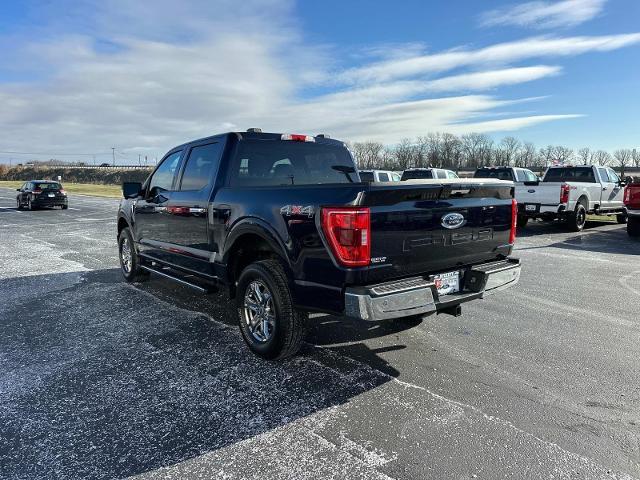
140 264 217 293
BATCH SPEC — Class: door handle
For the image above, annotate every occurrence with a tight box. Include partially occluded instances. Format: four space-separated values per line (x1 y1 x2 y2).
602 187 608 191
189 207 206 214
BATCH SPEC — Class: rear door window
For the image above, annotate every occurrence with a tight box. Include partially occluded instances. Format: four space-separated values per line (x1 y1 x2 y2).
180 143 222 191
597 167 610 182
378 172 390 182
606 168 620 183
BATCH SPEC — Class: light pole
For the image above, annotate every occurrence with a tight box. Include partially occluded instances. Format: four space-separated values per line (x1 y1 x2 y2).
112 147 115 166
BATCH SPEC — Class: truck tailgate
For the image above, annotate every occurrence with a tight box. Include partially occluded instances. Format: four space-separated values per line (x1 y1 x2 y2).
357 180 514 282
515 182 560 206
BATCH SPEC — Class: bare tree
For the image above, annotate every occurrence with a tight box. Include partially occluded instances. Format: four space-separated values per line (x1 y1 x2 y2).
538 145 554 166
614 149 633 177
632 148 640 168
460 133 489 168
394 138 418 170
577 147 591 165
352 142 384 169
591 150 611 166
441 133 462 169
497 136 521 166
551 146 574 164
519 142 536 168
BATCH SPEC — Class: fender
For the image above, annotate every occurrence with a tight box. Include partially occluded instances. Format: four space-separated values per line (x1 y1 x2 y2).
222 216 292 270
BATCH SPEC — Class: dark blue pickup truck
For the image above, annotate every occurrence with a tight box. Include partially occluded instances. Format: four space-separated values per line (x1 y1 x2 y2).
117 129 521 359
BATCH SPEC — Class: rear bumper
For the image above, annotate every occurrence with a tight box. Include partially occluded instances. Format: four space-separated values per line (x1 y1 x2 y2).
33 196 67 206
344 258 521 321
628 208 640 217
518 203 563 218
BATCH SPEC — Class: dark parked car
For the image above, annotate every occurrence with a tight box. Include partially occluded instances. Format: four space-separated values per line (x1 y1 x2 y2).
16 180 68 210
116 130 521 359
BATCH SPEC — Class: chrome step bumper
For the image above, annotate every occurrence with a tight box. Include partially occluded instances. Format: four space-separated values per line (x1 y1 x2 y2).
344 258 521 321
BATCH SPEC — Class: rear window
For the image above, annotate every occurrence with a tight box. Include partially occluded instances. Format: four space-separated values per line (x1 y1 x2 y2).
34 182 61 190
359 171 374 182
543 167 596 183
474 168 514 181
228 140 355 186
401 170 433 180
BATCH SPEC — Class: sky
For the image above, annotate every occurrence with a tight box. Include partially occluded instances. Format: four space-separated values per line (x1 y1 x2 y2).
0 0 638 164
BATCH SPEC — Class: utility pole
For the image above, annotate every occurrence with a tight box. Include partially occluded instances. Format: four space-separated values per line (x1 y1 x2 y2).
111 147 116 166
138 154 141 167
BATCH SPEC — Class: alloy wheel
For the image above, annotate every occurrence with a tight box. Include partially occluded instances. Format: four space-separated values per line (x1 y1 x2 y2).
243 280 276 343
120 237 132 273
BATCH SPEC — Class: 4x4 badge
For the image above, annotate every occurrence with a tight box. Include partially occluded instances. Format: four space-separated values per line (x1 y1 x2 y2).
280 205 314 218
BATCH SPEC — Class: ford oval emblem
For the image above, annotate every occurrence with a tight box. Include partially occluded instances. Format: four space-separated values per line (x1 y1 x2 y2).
441 212 466 229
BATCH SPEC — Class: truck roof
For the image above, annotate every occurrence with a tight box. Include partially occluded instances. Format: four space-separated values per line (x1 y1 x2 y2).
172 130 346 151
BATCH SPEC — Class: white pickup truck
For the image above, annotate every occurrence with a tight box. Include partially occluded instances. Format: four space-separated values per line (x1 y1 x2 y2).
516 165 627 231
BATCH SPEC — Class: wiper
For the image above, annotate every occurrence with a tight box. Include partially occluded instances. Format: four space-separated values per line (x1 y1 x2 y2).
331 165 356 183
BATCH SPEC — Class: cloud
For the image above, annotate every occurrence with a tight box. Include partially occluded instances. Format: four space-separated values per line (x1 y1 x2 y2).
340 33 640 84
0 0 636 159
480 0 607 29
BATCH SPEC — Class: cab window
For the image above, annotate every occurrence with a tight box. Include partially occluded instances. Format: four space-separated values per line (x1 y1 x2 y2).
447 170 459 179
606 168 620 183
148 151 182 195
180 143 222 191
597 168 610 182
378 172 390 182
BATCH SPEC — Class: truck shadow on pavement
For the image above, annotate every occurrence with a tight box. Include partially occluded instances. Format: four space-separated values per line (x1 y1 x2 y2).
0 268 410 480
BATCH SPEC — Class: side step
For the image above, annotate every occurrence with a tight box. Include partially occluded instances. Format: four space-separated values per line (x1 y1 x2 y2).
140 264 218 293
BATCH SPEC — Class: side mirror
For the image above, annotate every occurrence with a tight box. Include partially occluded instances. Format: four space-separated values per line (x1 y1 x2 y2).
122 182 143 199
16 188 21 191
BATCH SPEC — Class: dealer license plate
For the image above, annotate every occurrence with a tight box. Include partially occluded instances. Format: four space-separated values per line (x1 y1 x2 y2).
525 204 536 212
48 193 55 197
433 271 460 296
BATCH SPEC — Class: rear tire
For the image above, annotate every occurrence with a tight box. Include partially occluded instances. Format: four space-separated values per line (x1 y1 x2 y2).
16 198 22 210
118 227 149 282
236 259 307 360
61 204 68 210
568 203 587 232
628 217 640 238
616 213 627 224
517 216 529 228
27 197 34 211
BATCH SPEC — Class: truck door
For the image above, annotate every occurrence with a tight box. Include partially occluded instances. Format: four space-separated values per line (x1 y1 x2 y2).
163 141 223 274
597 167 617 210
605 168 625 211
134 150 183 254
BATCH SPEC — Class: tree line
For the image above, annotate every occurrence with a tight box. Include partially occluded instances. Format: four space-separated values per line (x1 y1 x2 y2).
349 133 640 174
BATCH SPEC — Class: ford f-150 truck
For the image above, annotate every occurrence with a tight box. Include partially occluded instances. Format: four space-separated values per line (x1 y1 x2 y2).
514 165 627 231
624 182 640 237
116 130 521 359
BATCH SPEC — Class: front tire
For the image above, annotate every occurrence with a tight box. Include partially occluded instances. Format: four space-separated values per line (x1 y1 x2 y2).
616 213 627 224
568 203 587 232
61 204 68 210
628 217 640 238
118 227 149 282
236 259 307 360
27 197 34 211
16 198 22 210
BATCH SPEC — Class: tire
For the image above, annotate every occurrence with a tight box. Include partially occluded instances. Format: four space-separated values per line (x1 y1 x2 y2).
61 204 68 210
27 197 34 211
616 213 627 224
568 203 587 232
628 217 640 238
16 198 22 210
118 227 149 282
517 215 529 228
236 259 307 360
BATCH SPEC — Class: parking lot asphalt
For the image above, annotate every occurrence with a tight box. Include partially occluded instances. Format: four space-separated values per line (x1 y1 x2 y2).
0 186 639 480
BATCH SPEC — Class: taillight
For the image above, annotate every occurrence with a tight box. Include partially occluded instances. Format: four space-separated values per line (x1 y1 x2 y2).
281 133 315 142
60 189 67 195
321 207 370 267
624 187 630 205
509 198 517 244
32 188 42 195
560 183 570 204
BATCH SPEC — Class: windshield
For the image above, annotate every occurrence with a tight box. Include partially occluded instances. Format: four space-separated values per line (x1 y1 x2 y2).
401 170 433 180
543 167 596 183
359 171 374 182
229 140 356 186
34 182 61 190
474 169 513 181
